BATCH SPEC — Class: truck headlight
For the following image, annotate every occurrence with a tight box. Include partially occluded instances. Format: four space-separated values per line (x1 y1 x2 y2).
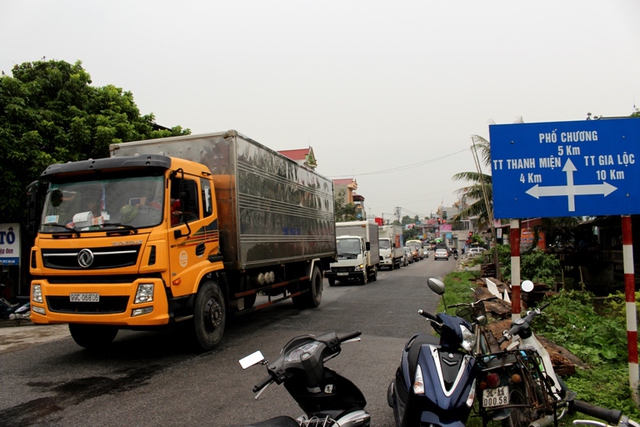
134 283 154 304
32 284 43 303
354 264 364 272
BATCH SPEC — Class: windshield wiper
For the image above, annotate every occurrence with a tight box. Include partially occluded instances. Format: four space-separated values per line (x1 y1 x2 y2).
103 223 138 235
45 223 81 237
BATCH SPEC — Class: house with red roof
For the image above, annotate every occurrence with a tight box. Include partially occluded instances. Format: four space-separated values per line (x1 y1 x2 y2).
278 147 317 170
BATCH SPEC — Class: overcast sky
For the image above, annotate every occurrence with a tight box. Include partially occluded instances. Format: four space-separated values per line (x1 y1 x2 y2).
2 1 639 221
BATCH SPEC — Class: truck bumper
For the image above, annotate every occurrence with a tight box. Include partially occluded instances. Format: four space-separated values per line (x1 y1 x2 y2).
29 278 171 327
325 271 362 280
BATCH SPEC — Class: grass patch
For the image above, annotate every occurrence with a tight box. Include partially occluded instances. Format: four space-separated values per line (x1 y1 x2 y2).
440 271 640 425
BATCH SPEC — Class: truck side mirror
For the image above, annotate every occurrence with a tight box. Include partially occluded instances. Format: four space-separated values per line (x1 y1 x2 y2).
365 242 370 251
26 180 42 237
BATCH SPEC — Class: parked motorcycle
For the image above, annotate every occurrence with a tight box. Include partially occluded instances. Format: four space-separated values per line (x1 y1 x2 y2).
476 280 569 427
9 302 31 323
239 330 370 427
387 277 482 427
0 297 30 321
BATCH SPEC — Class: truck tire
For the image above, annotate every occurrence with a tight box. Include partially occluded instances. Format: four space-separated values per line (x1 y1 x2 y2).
192 280 226 351
390 261 395 270
360 270 368 286
293 265 323 308
371 265 378 282
69 324 118 350
328 277 336 286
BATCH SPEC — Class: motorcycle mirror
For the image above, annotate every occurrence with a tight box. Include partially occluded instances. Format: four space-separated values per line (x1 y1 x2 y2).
521 280 534 293
427 278 446 295
239 351 265 369
477 314 488 326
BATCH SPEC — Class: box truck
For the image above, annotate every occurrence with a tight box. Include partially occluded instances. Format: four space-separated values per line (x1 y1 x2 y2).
325 221 379 286
27 130 336 350
378 224 404 270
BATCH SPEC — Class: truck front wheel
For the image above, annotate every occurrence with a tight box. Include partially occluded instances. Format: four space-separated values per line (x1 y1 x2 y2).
192 280 226 351
69 324 118 350
360 270 368 286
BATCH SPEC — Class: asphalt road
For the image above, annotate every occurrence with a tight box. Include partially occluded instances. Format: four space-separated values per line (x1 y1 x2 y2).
0 255 456 427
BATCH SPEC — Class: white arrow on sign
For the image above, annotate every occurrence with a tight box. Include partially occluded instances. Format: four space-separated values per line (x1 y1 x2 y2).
525 158 617 212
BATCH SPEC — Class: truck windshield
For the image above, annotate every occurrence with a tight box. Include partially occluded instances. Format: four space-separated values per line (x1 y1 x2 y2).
379 239 391 250
337 238 361 256
40 176 165 233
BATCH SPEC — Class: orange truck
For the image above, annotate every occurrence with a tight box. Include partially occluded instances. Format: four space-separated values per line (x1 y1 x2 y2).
27 130 336 350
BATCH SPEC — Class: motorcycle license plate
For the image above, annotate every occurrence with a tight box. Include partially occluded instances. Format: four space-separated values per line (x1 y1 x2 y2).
483 386 509 408
70 293 100 302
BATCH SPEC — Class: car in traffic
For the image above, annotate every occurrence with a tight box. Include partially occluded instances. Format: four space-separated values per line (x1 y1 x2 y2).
433 248 449 261
405 240 424 261
403 246 413 264
467 247 487 256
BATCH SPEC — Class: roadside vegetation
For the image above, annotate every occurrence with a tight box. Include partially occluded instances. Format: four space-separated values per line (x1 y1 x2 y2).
441 270 640 425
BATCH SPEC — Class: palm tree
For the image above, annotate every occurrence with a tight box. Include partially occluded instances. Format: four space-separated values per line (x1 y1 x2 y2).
452 135 493 229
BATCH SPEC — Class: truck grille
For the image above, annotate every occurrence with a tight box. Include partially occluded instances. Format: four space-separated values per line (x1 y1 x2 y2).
332 267 354 273
41 246 141 270
46 296 129 314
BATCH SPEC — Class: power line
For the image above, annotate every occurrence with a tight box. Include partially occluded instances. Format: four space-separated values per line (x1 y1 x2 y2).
329 147 469 179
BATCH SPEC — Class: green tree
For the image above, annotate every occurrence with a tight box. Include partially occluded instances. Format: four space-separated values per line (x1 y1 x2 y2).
452 135 492 228
0 59 190 222
334 189 358 221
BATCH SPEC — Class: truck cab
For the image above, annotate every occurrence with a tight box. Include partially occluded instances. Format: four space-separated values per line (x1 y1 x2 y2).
29 154 224 349
325 235 376 286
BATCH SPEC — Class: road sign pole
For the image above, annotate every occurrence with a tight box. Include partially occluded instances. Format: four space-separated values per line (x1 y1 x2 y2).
510 219 521 321
622 215 639 405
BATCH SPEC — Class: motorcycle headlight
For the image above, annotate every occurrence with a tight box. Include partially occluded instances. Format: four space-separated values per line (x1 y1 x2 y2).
460 324 474 352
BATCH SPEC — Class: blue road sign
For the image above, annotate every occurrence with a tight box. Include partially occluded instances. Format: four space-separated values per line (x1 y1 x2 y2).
489 118 640 219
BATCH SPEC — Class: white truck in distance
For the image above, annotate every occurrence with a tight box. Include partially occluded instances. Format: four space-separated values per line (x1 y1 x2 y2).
378 224 404 270
325 221 380 286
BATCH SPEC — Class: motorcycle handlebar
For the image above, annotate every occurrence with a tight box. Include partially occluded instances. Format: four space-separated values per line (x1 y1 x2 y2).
252 375 274 393
447 296 497 309
572 399 623 425
338 331 362 343
418 309 438 321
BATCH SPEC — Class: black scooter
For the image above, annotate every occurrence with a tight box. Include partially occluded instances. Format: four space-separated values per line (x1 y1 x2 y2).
387 278 478 427
239 330 371 427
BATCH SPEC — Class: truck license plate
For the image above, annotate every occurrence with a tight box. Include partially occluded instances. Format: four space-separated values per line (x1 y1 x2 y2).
483 386 509 408
70 293 100 302
337 273 349 276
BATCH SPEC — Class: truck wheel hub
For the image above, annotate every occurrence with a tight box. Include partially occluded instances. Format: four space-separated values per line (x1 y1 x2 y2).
205 299 222 329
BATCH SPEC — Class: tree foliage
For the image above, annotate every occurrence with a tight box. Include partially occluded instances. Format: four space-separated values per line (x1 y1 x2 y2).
452 135 492 229
334 188 358 222
0 59 190 222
